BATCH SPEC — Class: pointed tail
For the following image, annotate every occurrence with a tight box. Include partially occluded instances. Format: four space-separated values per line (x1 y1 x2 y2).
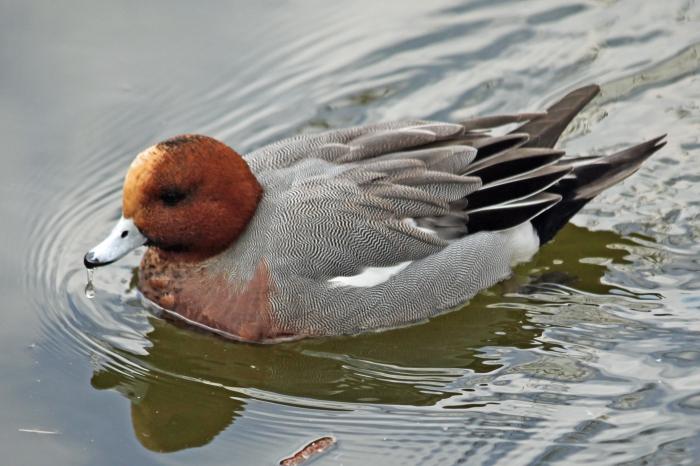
531 135 667 244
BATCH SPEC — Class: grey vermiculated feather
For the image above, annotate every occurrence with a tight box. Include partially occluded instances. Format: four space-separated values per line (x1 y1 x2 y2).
246 120 445 171
203 85 666 338
387 170 481 201
365 184 451 217
371 146 478 174
346 159 426 178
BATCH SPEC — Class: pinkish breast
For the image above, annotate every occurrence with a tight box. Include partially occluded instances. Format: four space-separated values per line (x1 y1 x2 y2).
139 248 280 342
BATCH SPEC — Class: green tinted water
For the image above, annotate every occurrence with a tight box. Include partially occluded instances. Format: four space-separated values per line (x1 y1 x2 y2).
2 0 700 464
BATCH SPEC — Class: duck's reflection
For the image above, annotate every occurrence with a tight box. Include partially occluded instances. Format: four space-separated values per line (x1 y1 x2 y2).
93 366 242 452
91 224 641 452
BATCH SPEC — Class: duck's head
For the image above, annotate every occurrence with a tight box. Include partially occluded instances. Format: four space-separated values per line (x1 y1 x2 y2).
84 135 263 268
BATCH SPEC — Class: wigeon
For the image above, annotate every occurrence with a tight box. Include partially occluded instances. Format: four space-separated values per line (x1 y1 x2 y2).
84 85 665 342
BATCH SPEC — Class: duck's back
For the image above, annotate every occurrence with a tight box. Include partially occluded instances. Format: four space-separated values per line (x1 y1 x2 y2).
214 85 665 340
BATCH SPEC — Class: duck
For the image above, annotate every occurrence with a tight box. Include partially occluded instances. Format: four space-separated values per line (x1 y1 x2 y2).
84 85 665 343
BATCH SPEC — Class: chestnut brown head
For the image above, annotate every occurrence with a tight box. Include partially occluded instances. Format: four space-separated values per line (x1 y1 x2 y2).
85 135 263 267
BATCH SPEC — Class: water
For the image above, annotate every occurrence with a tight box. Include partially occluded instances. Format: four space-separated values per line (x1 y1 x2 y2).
1 0 699 464
85 270 95 299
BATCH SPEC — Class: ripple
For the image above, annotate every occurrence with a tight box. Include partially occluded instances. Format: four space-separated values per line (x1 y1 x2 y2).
15 0 700 463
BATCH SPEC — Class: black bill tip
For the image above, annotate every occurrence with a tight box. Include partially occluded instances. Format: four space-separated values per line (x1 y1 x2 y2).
84 252 113 269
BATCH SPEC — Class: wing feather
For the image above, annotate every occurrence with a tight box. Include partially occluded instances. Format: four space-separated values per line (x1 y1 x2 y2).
250 84 661 281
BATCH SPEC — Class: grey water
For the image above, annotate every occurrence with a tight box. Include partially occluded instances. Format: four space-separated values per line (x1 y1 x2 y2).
1 0 700 464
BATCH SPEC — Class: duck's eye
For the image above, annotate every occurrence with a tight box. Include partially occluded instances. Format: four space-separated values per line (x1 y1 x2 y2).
160 188 186 207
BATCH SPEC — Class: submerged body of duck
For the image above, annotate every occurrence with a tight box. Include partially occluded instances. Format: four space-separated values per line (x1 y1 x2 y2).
84 85 665 343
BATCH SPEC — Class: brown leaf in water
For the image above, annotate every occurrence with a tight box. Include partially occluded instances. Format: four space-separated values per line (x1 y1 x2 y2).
280 437 336 465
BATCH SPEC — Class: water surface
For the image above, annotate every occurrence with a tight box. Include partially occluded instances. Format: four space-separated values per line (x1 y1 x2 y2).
2 0 700 464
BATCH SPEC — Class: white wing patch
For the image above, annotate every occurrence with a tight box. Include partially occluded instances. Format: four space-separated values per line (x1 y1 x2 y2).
328 261 413 288
507 221 540 267
402 218 438 236
327 221 539 287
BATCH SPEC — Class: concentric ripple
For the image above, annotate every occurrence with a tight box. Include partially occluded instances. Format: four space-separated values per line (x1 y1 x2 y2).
16 0 700 463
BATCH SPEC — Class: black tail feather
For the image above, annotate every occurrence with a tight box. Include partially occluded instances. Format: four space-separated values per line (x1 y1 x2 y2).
423 133 529 162
463 148 564 184
424 84 664 245
459 112 546 131
566 135 666 200
466 164 572 210
531 135 667 244
513 84 600 149
467 192 561 233
470 134 530 162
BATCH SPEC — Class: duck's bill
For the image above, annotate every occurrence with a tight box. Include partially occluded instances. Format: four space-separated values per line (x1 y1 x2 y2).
84 216 146 269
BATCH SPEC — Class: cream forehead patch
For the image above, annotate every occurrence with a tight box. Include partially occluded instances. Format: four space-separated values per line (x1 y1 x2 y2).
129 145 164 171
123 145 165 217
